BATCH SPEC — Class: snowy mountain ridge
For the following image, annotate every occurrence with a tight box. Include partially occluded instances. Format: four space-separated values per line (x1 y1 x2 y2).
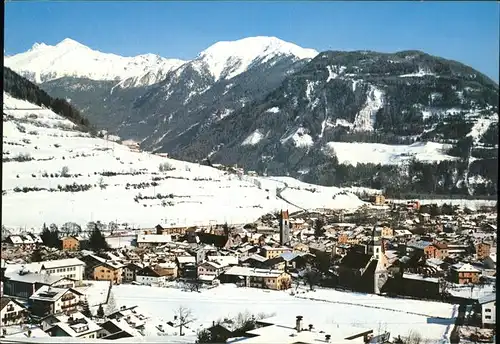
5 36 318 87
5 38 185 85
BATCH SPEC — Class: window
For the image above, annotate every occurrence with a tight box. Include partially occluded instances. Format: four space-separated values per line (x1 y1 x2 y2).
485 315 491 319
485 309 491 313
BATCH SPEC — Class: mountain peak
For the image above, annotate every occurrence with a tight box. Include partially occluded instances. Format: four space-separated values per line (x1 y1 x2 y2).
56 38 87 49
197 36 318 81
30 42 48 51
200 36 318 60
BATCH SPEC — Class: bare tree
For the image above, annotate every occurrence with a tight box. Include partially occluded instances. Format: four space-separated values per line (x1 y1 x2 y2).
404 330 423 344
175 306 194 336
438 277 451 297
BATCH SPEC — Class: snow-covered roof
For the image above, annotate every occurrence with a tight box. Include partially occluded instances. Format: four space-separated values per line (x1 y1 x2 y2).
176 256 196 264
241 254 267 263
224 266 285 278
41 258 85 269
29 285 81 302
137 234 172 243
451 263 480 273
5 271 71 285
403 273 439 283
477 292 495 305
241 315 370 344
207 255 238 266
51 314 101 337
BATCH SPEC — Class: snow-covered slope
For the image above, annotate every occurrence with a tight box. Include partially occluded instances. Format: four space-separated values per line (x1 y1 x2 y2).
192 36 318 82
4 38 185 85
324 141 458 166
2 92 366 230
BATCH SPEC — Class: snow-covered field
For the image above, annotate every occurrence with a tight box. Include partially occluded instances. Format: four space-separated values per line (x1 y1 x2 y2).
325 141 457 166
2 92 367 230
110 284 456 343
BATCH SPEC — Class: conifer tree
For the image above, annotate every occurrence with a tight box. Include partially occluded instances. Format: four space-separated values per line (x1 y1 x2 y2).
89 224 109 251
80 299 92 318
96 304 105 318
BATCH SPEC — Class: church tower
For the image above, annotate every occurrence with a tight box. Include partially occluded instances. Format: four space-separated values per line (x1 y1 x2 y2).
279 209 290 246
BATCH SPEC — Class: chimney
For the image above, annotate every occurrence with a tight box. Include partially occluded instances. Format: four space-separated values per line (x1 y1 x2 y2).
325 334 331 343
295 315 303 332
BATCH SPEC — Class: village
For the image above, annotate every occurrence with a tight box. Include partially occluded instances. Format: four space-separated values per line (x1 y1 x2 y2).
0 196 497 343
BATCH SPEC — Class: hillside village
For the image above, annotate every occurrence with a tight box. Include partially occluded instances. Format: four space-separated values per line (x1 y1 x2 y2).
0 198 496 343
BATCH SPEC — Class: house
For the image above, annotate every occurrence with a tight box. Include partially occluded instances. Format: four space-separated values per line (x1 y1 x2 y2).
475 293 496 328
61 237 81 251
289 218 308 230
29 286 83 317
371 194 386 205
235 314 375 344
93 261 124 284
155 262 178 279
135 266 167 286
450 263 481 284
39 258 86 281
44 312 101 339
260 246 291 259
240 254 268 269
3 270 75 299
136 234 172 248
0 297 27 326
176 256 197 278
379 226 394 239
220 266 292 290
97 319 141 339
122 262 144 282
207 318 243 343
432 241 449 259
197 261 226 278
475 242 492 260
406 240 434 258
280 251 315 271
5 234 42 249
394 229 413 240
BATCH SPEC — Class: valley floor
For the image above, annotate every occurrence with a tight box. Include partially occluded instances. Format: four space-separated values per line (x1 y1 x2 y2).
108 283 456 343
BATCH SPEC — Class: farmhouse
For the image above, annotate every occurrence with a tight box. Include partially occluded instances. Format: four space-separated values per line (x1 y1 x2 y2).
0 297 27 327
220 266 292 290
29 286 83 317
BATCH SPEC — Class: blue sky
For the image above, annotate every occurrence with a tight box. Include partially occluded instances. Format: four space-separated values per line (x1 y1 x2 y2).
5 1 499 82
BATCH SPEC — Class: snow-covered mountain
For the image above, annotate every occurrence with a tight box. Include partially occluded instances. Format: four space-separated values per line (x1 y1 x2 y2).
4 38 185 85
2 71 370 230
168 50 498 196
6 36 317 87
37 36 318 145
8 38 498 197
191 36 318 82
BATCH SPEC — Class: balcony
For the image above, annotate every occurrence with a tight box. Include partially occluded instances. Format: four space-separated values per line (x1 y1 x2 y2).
61 302 77 310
